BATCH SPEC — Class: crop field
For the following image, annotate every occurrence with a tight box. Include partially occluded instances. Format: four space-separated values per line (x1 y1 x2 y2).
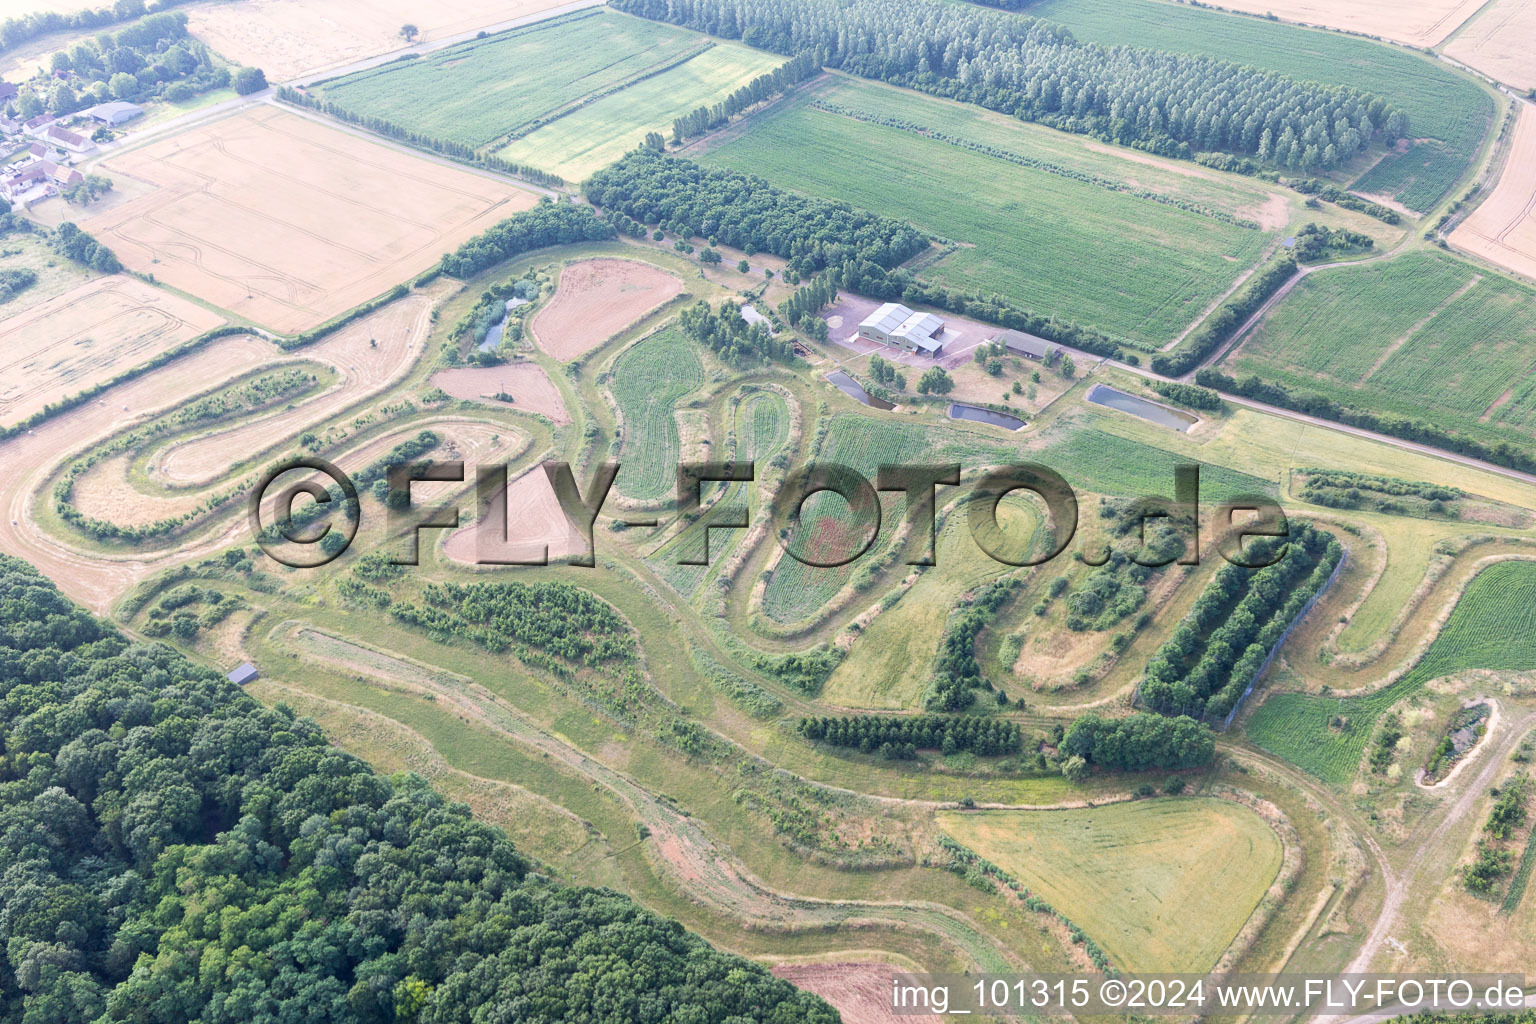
1450 103 1536 283
1247 560 1536 783
1029 0 1494 212
1035 416 1275 502
313 10 706 149
1223 250 1536 445
1188 0 1485 48
611 327 705 502
1445 0 1536 92
1353 143 1467 215
185 0 579 82
938 800 1283 972
0 276 226 429
696 77 1276 348
496 43 784 181
79 107 537 334
531 258 684 361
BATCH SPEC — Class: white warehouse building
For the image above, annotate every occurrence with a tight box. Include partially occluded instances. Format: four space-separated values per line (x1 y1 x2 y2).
856 302 945 355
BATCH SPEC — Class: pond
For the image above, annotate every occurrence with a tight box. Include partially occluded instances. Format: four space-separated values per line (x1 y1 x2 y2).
826 370 895 410
948 403 1024 430
477 296 531 352
1086 384 1198 432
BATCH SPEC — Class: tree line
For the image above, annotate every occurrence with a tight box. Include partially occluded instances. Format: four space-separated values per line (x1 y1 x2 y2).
927 578 1021 711
586 148 928 276
51 221 121 273
0 0 195 56
0 555 837 1023
798 714 1023 759
1150 254 1296 376
672 50 820 142
1139 521 1342 720
611 0 1407 172
439 199 615 278
1196 366 1536 476
1060 711 1215 772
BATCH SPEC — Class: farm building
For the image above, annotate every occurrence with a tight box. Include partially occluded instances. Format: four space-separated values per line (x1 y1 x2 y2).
227 662 260 685
857 302 945 355
991 329 1059 361
1 158 82 201
42 125 93 153
83 101 143 126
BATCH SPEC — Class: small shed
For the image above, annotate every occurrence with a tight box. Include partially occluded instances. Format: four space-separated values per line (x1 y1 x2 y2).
227 662 259 685
991 329 1058 361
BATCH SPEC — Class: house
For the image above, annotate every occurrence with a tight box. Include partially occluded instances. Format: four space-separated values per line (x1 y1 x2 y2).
42 124 93 153
227 662 260 686
991 329 1058 362
26 141 44 158
83 100 143 126
1 158 83 201
856 302 946 355
0 116 21 137
22 114 56 135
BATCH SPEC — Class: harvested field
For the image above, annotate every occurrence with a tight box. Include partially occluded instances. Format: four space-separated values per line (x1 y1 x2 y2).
1204 0 1485 47
531 258 684 361
1444 0 1536 92
0 276 225 428
154 282 452 486
441 465 585 565
79 106 536 333
430 364 570 424
0 332 278 613
185 0 579 81
770 964 937 1024
938 799 1283 973
1450 103 1536 282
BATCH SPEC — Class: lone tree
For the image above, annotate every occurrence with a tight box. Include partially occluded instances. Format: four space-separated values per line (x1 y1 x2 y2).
400 23 419 42
916 367 954 395
233 66 268 95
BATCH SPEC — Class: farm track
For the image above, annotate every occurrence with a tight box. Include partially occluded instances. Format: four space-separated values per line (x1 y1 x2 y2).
277 624 1024 973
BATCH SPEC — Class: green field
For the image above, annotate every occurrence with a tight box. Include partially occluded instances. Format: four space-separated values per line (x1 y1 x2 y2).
652 388 791 598
1222 251 1536 447
498 43 784 181
611 328 704 502
315 10 705 149
696 76 1278 347
939 799 1283 972
1247 560 1536 784
1027 0 1494 212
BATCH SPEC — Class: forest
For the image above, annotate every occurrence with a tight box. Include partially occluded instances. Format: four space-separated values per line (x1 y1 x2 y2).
611 0 1407 171
584 148 929 276
0 555 838 1023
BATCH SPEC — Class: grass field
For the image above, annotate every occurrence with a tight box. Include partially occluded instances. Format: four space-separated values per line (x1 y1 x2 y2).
1247 560 1536 783
498 43 784 180
1222 250 1536 448
1029 0 1495 213
938 799 1283 972
652 388 791 598
611 328 704 502
696 76 1279 348
316 10 705 149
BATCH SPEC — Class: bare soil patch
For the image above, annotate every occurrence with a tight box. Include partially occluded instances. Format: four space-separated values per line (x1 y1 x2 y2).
1445 0 1536 91
531 258 684 361
79 106 535 333
154 281 453 486
771 963 937 1023
430 364 570 424
0 276 225 428
1207 0 1485 47
185 0 576 81
1450 103 1536 282
442 465 584 565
